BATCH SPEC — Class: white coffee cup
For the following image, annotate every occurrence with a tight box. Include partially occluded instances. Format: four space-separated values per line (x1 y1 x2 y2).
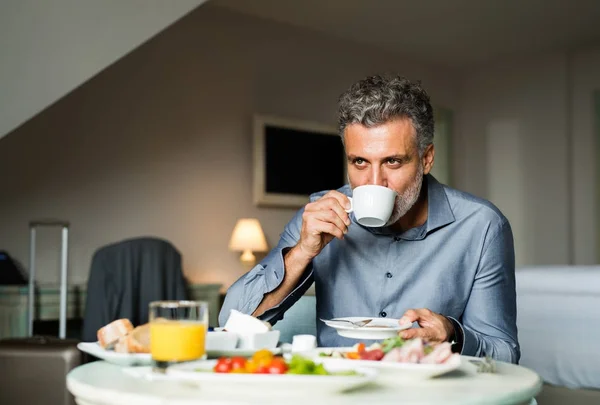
346 185 397 227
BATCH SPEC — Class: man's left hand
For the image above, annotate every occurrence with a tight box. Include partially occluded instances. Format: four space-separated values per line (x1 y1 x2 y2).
398 308 454 344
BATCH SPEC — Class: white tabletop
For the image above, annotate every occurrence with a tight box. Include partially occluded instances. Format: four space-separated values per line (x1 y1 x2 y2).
67 356 542 405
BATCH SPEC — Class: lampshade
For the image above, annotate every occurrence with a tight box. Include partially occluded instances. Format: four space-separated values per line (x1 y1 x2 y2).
229 218 268 254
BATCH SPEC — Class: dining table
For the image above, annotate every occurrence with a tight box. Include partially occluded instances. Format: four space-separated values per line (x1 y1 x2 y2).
66 355 543 405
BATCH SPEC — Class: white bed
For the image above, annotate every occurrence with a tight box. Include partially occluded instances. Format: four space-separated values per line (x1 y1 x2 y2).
516 266 600 393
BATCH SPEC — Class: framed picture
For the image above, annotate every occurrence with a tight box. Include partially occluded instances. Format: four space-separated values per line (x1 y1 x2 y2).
253 115 346 208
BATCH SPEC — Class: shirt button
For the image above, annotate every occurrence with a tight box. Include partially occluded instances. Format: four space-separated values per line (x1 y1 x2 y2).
386 272 393 278
380 311 387 317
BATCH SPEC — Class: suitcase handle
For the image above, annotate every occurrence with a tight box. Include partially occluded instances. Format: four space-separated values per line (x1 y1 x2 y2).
28 221 69 339
30 220 70 227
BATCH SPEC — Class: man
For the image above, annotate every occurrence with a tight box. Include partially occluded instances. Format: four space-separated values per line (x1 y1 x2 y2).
220 74 519 363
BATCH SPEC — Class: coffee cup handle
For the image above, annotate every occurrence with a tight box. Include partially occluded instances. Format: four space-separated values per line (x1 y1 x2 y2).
345 197 353 213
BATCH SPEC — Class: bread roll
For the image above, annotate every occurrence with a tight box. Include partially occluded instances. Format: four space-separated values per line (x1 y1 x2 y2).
114 335 129 353
97 319 134 348
125 323 151 353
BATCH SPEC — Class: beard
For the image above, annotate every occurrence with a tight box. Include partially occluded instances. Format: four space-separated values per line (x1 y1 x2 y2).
385 164 424 227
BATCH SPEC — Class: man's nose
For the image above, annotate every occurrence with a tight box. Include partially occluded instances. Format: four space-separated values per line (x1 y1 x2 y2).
368 168 387 187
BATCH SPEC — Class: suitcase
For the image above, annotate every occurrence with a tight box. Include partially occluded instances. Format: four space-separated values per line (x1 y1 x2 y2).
0 220 83 405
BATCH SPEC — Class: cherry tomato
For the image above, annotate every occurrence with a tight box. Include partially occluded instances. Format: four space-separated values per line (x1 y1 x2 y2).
255 365 269 374
271 357 288 366
214 359 232 373
216 357 231 364
252 349 274 365
268 357 288 374
230 356 247 370
245 359 259 373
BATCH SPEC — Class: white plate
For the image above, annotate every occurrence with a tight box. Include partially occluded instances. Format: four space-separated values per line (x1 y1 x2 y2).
206 347 282 358
322 317 413 339
164 359 378 394
308 347 462 379
77 342 152 366
78 342 283 366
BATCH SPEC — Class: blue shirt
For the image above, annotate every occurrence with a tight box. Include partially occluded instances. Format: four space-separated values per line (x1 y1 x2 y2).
219 175 520 363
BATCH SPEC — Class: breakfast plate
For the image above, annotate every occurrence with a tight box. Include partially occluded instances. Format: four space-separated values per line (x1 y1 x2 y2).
164 359 378 394
322 317 413 339
306 347 462 379
77 342 152 366
78 341 284 365
206 347 282 358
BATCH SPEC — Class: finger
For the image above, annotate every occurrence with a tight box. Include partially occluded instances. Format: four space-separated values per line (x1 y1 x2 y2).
403 326 448 343
306 200 350 232
399 309 421 325
400 326 441 342
317 210 348 233
399 327 419 340
314 193 350 226
323 190 352 211
399 327 430 340
305 210 348 234
309 191 350 210
317 193 351 225
305 216 345 240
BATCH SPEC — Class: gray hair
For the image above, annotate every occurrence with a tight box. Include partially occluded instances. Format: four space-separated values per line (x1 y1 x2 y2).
337 74 434 156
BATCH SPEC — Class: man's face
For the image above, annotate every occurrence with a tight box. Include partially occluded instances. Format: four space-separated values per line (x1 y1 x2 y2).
344 118 434 225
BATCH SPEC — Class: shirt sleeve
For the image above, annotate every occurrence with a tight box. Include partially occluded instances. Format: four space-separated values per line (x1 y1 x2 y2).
218 208 314 327
450 218 520 364
446 317 464 353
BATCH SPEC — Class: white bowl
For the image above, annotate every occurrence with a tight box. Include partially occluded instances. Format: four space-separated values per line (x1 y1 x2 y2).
237 330 280 350
206 331 238 351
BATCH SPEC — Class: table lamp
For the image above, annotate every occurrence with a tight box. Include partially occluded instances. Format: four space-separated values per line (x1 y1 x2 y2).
229 218 268 266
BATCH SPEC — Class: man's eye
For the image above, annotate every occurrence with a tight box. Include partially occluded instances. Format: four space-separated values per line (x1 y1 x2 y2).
353 158 365 165
387 159 401 165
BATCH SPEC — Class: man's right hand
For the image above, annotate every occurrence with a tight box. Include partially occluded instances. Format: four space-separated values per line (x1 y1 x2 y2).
295 190 352 261
252 190 351 318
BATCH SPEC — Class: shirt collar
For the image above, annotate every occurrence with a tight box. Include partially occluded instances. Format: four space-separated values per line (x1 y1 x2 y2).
421 174 455 236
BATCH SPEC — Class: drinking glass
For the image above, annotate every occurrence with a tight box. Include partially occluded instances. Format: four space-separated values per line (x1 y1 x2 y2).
149 300 208 372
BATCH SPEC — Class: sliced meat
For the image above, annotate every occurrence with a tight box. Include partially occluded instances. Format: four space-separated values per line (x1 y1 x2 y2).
421 342 453 364
382 337 424 363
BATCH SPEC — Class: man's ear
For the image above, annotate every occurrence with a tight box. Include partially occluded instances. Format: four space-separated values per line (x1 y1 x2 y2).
422 144 435 175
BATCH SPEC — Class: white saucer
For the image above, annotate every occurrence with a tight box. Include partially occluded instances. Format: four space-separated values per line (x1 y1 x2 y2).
322 317 413 340
77 342 151 366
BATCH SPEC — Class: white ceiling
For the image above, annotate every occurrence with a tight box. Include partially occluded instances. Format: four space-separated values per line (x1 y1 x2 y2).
0 0 206 140
212 0 600 69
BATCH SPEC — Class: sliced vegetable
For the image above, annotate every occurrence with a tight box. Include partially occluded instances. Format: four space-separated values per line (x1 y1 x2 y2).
210 352 351 376
345 352 360 360
381 336 406 354
360 348 384 361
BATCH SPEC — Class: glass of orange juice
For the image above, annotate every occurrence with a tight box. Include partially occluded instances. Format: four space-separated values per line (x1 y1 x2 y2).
149 300 208 372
